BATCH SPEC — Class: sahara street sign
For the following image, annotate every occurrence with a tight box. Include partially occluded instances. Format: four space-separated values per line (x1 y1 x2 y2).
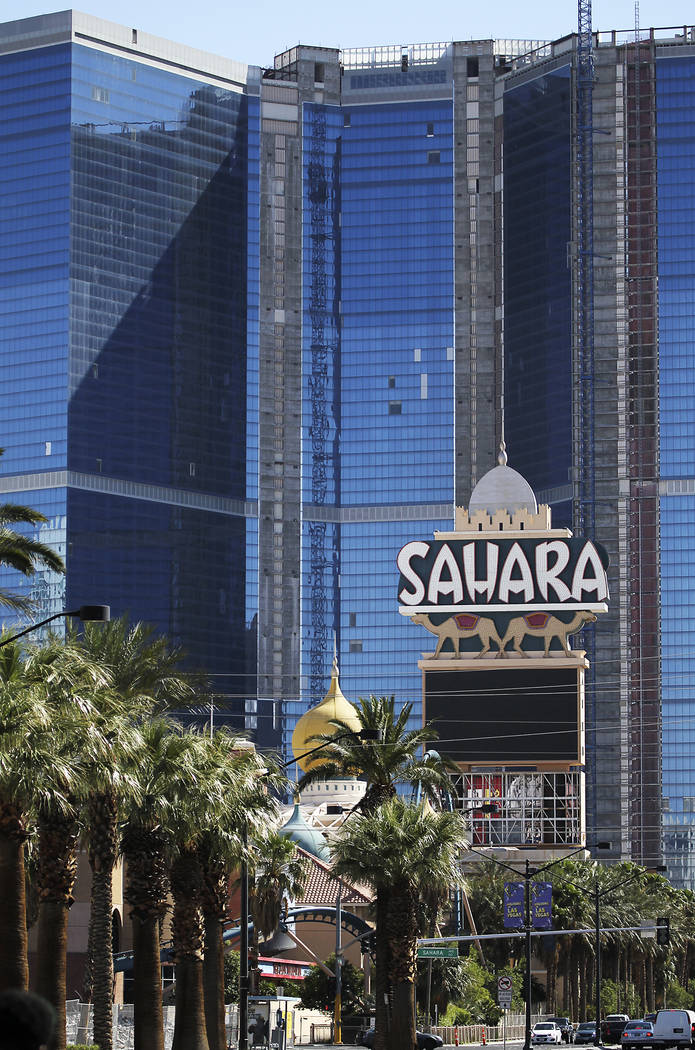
417 945 459 959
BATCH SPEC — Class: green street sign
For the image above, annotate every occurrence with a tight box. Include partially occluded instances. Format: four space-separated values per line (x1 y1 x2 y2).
417 946 458 959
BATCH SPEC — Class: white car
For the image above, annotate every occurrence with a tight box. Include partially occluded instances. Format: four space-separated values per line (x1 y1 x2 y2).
533 1023 564 1045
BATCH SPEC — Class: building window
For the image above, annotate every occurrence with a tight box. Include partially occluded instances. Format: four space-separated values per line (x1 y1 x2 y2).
388 401 402 415
388 375 396 388
349 640 363 653
426 122 434 137
349 612 357 627
344 113 351 127
684 797 695 813
314 62 325 83
91 85 110 103
427 151 441 164
467 57 479 77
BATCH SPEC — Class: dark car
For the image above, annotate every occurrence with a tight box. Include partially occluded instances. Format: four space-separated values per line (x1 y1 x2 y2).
358 1030 443 1049
575 1023 598 1045
603 1015 631 1045
548 1017 575 1043
644 1015 657 1025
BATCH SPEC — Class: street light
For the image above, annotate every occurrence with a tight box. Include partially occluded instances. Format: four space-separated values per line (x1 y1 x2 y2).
0 604 110 647
239 726 381 1050
592 844 667 1047
464 841 591 1050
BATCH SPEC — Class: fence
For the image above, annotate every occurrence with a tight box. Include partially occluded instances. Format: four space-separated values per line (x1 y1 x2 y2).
65 1002 239 1049
430 1013 542 1045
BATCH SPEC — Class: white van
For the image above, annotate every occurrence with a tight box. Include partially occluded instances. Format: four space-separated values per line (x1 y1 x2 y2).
652 1010 695 1049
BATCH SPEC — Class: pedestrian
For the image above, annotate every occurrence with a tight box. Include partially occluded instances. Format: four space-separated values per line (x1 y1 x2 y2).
0 989 56 1050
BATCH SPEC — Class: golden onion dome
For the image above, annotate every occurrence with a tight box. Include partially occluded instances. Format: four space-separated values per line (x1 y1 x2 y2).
291 656 361 772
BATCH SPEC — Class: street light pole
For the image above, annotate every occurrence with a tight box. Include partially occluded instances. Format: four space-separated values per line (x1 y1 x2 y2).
334 886 342 1044
0 604 110 647
590 849 666 1049
239 824 250 1050
463 843 591 1050
594 880 602 1049
525 860 533 1050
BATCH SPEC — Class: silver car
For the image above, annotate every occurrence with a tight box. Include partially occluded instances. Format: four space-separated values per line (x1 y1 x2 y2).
621 1021 654 1050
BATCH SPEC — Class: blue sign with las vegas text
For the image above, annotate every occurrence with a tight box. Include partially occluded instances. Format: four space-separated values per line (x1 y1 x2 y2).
503 882 525 929
532 882 552 929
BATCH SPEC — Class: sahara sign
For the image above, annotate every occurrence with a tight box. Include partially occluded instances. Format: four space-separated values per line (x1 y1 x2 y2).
397 537 609 614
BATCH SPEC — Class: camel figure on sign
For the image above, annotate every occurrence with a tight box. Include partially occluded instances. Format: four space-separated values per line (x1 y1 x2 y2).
501 610 597 657
409 612 504 658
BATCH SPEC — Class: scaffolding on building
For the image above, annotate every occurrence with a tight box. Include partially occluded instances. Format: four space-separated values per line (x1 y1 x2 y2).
307 107 333 701
625 3 662 866
575 0 599 839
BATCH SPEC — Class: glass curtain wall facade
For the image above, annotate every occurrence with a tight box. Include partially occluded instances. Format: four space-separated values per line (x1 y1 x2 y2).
657 54 695 885
0 20 260 727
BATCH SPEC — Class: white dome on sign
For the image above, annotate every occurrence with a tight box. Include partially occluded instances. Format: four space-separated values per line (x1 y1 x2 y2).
468 443 538 517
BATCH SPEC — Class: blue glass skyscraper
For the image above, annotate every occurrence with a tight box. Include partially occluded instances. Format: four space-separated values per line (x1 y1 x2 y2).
6 12 695 886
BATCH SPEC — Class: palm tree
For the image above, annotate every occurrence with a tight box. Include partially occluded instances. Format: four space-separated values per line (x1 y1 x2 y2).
0 458 66 612
296 693 456 1042
0 677 53 990
167 730 264 1050
199 741 281 1050
297 695 456 812
248 830 308 992
331 797 466 1050
23 637 114 1050
76 617 193 1050
0 632 107 997
121 718 199 1050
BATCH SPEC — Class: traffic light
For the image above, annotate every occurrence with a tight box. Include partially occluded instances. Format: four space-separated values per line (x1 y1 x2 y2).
656 916 670 945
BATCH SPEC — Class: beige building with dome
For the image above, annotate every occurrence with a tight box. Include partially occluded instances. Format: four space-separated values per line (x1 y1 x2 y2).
287 656 366 834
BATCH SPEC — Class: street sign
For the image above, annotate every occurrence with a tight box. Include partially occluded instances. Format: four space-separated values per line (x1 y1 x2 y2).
417 945 459 959
504 882 525 928
498 974 513 1006
532 882 552 929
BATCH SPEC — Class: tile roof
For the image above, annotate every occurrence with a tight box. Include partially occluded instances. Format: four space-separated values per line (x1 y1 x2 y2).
295 847 373 907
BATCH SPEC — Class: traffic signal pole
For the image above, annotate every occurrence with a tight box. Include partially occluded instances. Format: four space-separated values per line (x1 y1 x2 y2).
594 881 602 1048
525 861 532 1050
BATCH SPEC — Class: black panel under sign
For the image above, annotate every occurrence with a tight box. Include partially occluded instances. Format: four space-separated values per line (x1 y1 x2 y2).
425 667 579 762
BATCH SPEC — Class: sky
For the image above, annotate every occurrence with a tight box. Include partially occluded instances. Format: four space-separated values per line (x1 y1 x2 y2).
12 0 695 68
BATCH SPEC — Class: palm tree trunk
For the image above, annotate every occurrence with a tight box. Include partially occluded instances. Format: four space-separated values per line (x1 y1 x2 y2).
88 791 118 1050
583 952 593 1020
570 942 580 1023
123 825 168 1050
132 916 165 1050
173 955 209 1050
91 864 114 1050
171 849 209 1050
647 955 654 1012
385 888 418 1050
35 815 79 1050
0 802 29 990
35 900 69 1050
374 888 390 1050
203 912 226 1050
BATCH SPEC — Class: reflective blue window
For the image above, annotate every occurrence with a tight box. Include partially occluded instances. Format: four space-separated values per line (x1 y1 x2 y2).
504 66 572 493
